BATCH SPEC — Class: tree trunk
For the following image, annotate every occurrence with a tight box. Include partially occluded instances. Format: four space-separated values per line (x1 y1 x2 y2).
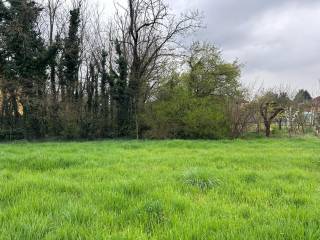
265 121 271 137
278 119 282 130
50 64 56 99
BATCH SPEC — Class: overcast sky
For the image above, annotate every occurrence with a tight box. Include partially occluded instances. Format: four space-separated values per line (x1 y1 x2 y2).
99 0 320 96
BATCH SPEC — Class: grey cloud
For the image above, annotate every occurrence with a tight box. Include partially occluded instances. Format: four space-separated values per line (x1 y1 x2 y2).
170 0 320 94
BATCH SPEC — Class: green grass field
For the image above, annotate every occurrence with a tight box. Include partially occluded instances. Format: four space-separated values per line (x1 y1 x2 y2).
0 138 320 239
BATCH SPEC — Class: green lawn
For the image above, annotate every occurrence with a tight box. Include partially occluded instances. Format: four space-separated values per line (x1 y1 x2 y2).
0 138 319 239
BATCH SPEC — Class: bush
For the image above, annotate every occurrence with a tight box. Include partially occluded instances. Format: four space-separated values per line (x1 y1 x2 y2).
0 128 24 141
142 89 231 139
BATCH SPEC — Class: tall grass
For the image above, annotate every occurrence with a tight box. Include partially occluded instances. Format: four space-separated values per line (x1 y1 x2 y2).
0 138 319 239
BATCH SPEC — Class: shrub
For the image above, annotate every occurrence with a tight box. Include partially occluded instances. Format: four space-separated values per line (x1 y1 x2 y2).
142 90 231 139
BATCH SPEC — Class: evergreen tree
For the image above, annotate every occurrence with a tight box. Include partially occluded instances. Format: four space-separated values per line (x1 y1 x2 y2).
294 89 312 103
62 8 81 101
100 50 108 114
87 62 95 112
115 40 129 136
0 0 48 138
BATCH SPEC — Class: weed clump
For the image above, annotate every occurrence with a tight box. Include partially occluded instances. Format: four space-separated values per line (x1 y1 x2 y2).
242 172 259 184
143 200 166 234
183 169 220 191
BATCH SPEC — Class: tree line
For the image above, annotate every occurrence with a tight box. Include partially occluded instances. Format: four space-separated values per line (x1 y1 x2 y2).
0 0 319 140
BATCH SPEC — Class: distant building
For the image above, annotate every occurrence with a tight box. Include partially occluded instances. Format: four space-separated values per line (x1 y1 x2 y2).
312 96 320 113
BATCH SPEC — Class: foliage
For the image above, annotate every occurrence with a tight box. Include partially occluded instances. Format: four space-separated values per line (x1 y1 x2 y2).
0 0 207 140
1 0 315 140
142 42 243 139
0 0 48 138
113 39 129 137
143 88 230 139
62 8 81 100
184 42 242 98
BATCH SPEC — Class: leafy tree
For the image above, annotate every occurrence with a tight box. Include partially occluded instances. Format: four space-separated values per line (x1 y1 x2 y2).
142 43 242 139
258 92 285 137
185 42 242 98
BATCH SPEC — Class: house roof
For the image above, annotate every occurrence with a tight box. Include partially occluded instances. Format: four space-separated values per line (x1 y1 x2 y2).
312 96 320 106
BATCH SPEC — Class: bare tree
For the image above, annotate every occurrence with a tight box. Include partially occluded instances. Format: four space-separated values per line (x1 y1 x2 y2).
114 0 201 138
230 100 255 138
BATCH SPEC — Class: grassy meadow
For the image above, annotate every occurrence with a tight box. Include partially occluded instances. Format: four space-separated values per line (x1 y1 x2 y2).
0 138 320 239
